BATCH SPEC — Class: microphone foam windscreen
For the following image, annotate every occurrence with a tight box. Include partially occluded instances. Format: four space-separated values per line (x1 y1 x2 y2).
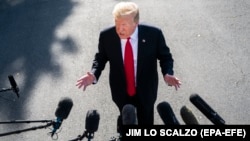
55 97 73 119
180 106 199 125
85 110 100 133
8 75 19 97
122 104 138 125
8 75 17 88
190 93 225 125
157 101 180 125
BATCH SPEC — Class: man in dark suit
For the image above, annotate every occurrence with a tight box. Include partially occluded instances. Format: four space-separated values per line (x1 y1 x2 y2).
76 2 181 125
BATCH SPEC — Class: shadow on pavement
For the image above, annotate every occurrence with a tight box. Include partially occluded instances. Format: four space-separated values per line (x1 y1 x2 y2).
0 0 77 121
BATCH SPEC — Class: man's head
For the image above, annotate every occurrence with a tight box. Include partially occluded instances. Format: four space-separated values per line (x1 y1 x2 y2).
112 2 139 39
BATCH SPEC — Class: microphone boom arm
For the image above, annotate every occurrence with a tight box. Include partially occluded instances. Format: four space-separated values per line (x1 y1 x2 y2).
0 121 53 137
0 88 13 92
0 119 53 124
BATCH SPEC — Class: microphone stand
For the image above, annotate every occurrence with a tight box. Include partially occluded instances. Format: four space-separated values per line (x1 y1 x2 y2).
0 119 53 137
69 130 94 141
0 87 12 93
0 87 19 98
109 136 122 141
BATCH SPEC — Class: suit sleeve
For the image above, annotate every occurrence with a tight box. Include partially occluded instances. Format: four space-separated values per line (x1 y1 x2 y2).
91 31 108 82
157 29 174 76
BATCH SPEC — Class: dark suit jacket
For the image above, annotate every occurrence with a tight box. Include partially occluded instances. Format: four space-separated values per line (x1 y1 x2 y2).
91 24 174 110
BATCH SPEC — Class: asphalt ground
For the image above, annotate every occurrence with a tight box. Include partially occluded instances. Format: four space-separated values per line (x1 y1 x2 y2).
0 0 250 140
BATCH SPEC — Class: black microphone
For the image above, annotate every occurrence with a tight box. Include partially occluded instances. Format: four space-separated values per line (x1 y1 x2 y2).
190 93 225 125
51 97 73 137
85 109 100 133
8 75 19 98
180 106 199 125
68 110 99 141
122 104 138 125
157 101 180 125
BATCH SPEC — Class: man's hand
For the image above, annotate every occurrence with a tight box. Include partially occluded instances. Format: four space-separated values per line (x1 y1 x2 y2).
76 72 95 91
164 74 181 90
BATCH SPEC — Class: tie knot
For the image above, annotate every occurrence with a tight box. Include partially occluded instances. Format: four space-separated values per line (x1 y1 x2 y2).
127 37 131 40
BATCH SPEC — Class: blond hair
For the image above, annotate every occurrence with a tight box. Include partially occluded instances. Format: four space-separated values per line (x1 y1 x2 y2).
112 2 139 23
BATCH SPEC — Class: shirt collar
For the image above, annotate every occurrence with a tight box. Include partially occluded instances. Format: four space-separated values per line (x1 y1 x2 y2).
130 26 138 40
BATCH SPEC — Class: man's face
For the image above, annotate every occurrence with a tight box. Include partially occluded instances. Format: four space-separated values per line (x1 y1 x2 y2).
115 15 138 39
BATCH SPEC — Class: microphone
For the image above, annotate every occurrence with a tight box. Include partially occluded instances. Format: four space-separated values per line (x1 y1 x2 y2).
51 97 73 137
85 109 100 134
122 104 138 125
68 110 99 141
8 75 19 98
157 101 180 125
190 93 225 125
180 106 199 125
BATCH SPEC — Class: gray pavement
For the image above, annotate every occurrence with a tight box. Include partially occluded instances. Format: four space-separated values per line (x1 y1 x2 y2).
0 0 250 140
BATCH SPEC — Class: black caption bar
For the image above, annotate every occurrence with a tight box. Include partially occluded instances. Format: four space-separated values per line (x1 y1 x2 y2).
120 125 249 140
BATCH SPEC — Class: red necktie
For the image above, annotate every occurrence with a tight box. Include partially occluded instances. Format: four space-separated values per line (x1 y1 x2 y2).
124 37 136 96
